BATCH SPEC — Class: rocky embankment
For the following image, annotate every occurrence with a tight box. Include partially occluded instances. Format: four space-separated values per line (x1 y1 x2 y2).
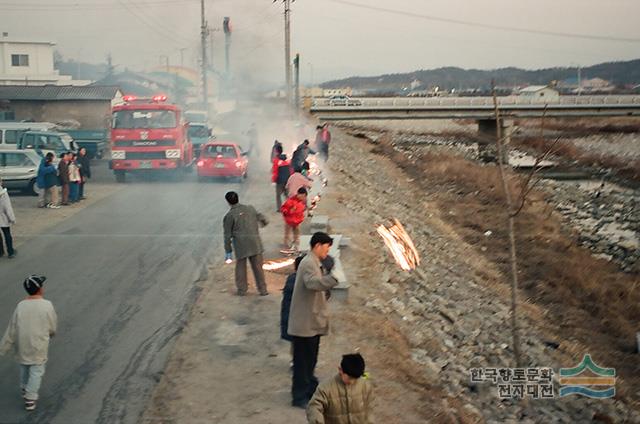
327 126 640 423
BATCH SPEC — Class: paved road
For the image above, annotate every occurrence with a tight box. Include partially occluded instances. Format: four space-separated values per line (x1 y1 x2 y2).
0 163 260 423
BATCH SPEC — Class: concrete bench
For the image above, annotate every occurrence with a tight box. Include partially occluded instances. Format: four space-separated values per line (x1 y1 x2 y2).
309 215 330 232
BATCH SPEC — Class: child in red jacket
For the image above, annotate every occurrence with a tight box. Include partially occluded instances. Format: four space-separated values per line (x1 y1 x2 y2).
280 187 308 251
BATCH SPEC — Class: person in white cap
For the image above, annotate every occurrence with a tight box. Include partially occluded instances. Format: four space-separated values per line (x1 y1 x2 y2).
0 275 57 411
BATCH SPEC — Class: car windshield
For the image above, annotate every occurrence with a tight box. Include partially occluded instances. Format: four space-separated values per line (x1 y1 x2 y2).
112 110 177 129
204 145 237 158
189 125 209 138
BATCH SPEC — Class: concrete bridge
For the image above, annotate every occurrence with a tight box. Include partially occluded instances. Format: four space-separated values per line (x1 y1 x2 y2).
310 95 640 121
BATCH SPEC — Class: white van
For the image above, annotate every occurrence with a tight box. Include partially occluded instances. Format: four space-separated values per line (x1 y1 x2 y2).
0 122 58 149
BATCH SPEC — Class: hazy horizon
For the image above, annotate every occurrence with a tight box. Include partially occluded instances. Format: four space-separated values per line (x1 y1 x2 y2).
2 0 639 85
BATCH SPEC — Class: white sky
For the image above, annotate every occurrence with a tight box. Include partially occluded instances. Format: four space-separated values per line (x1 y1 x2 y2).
2 0 639 84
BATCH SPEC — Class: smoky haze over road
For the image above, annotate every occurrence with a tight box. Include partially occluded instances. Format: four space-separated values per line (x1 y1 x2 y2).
0 162 265 423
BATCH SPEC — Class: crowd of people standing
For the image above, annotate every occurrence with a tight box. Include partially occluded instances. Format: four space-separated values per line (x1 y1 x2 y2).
37 148 91 209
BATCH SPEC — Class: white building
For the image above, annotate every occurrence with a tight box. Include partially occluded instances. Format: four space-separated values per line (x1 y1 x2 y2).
0 38 90 86
518 85 560 102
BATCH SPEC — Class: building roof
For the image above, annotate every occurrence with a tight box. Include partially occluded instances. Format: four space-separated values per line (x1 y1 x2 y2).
519 85 552 93
0 39 55 45
0 85 121 101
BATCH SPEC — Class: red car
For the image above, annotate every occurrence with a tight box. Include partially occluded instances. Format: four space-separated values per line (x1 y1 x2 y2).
196 142 248 181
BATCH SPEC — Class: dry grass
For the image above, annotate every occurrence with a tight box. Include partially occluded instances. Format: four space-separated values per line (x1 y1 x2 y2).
369 135 640 405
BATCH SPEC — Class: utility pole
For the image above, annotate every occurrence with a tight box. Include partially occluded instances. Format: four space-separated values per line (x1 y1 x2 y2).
284 0 292 107
223 17 232 78
200 0 209 108
293 53 300 113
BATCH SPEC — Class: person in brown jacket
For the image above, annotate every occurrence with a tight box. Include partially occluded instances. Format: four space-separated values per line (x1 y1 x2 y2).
57 152 71 206
307 353 374 424
288 232 339 408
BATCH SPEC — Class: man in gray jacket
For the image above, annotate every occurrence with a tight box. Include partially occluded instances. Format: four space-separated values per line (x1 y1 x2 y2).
223 191 269 296
288 232 339 408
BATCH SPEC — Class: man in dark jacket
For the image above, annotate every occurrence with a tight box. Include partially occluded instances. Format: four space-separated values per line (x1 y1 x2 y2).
76 147 91 200
281 255 305 342
223 191 269 296
291 140 315 171
57 152 70 206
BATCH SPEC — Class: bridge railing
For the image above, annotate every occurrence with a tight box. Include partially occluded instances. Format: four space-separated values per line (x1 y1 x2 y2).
312 95 640 108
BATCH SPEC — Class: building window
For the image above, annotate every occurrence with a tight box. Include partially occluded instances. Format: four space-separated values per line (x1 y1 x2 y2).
11 54 29 67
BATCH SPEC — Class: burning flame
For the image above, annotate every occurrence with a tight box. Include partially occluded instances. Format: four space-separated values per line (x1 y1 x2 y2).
310 194 321 210
262 258 296 271
376 218 420 271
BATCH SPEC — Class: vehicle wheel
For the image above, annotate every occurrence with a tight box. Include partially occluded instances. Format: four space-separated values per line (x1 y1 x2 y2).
27 179 40 196
115 171 126 183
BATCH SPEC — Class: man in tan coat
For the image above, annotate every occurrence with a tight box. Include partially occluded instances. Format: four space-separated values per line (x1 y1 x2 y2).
288 232 339 408
307 353 374 424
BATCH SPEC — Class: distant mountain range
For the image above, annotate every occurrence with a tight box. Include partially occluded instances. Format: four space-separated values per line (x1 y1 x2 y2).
321 59 640 91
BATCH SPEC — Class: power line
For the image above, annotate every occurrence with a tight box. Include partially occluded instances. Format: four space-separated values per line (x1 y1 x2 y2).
116 0 187 49
326 0 640 43
0 0 199 11
128 0 196 45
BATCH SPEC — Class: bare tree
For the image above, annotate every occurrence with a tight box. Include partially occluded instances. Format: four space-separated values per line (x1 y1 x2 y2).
491 83 561 368
491 82 522 367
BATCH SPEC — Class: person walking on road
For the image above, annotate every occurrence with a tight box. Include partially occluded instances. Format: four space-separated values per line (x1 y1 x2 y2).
223 191 270 296
0 178 17 258
36 152 59 209
288 232 339 408
76 147 91 200
272 153 292 212
0 275 57 411
57 152 70 206
281 187 308 252
307 353 374 424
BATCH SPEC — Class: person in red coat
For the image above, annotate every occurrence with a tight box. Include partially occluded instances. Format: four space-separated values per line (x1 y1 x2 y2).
272 154 292 212
281 187 308 251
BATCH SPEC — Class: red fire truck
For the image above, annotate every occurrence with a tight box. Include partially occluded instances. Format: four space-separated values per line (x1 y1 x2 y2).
110 95 193 182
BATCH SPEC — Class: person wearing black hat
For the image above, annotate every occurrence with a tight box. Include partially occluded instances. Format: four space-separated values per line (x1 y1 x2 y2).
0 275 57 411
288 232 339 408
307 353 374 424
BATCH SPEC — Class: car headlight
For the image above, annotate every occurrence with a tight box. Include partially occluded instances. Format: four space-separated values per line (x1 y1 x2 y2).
165 149 181 158
111 150 125 159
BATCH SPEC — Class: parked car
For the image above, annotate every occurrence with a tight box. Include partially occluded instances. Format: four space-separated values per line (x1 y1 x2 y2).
0 149 42 195
17 130 77 158
328 95 362 106
196 142 248 181
0 122 58 149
